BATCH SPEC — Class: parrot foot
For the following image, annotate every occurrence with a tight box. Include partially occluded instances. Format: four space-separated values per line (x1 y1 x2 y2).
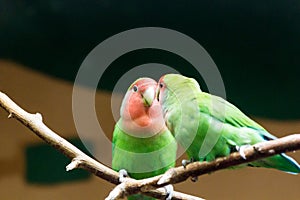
164 184 174 200
182 158 198 182
236 144 251 159
118 169 129 183
182 157 195 168
191 176 198 182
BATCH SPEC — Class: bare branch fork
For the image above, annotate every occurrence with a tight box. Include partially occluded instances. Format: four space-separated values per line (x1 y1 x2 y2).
1 91 300 199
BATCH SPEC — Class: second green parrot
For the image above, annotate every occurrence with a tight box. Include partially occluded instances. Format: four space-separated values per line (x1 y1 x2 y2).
157 74 300 174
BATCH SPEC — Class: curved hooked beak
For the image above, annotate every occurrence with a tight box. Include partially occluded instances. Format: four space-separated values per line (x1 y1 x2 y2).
142 86 155 106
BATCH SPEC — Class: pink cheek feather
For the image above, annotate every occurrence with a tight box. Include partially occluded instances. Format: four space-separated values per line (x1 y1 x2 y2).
149 100 164 120
134 116 151 127
127 93 151 127
120 94 166 137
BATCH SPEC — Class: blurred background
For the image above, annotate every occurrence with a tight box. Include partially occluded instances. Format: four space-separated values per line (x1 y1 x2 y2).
0 1 299 199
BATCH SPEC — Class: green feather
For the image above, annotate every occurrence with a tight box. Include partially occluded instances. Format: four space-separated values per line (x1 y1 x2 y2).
112 122 177 199
161 74 300 174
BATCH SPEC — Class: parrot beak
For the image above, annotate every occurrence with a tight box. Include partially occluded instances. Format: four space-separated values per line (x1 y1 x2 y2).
142 86 155 107
156 85 160 101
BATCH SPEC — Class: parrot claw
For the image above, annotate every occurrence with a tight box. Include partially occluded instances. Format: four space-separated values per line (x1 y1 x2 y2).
182 158 199 181
118 169 129 183
191 176 198 182
182 160 190 168
164 184 174 200
182 158 195 168
236 144 251 160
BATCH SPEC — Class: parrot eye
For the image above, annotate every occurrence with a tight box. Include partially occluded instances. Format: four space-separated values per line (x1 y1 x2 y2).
132 85 138 92
159 83 164 88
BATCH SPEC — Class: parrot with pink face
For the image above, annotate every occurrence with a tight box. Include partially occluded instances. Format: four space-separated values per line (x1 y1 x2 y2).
112 78 177 200
157 73 300 174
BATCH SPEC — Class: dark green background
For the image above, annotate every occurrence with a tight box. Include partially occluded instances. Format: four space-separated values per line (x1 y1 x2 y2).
1 0 300 119
26 138 91 184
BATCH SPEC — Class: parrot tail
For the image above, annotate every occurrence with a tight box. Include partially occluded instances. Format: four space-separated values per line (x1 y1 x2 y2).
250 153 300 174
128 194 156 200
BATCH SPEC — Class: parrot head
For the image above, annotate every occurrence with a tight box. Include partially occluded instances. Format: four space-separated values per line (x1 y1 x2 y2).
119 78 166 138
157 73 201 104
156 74 202 139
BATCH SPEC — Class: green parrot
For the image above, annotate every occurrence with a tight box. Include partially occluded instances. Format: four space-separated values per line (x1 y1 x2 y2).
112 78 177 200
157 73 300 174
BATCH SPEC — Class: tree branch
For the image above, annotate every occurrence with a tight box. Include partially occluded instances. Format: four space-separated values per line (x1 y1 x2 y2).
109 134 300 193
91 134 300 199
0 91 203 200
157 133 300 185
1 91 299 199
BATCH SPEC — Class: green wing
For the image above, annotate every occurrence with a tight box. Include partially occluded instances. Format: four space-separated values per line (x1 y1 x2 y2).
198 92 276 136
197 92 264 129
197 92 279 141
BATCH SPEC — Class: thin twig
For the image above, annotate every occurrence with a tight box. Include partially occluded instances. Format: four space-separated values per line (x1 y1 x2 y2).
0 91 204 200
0 91 120 184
